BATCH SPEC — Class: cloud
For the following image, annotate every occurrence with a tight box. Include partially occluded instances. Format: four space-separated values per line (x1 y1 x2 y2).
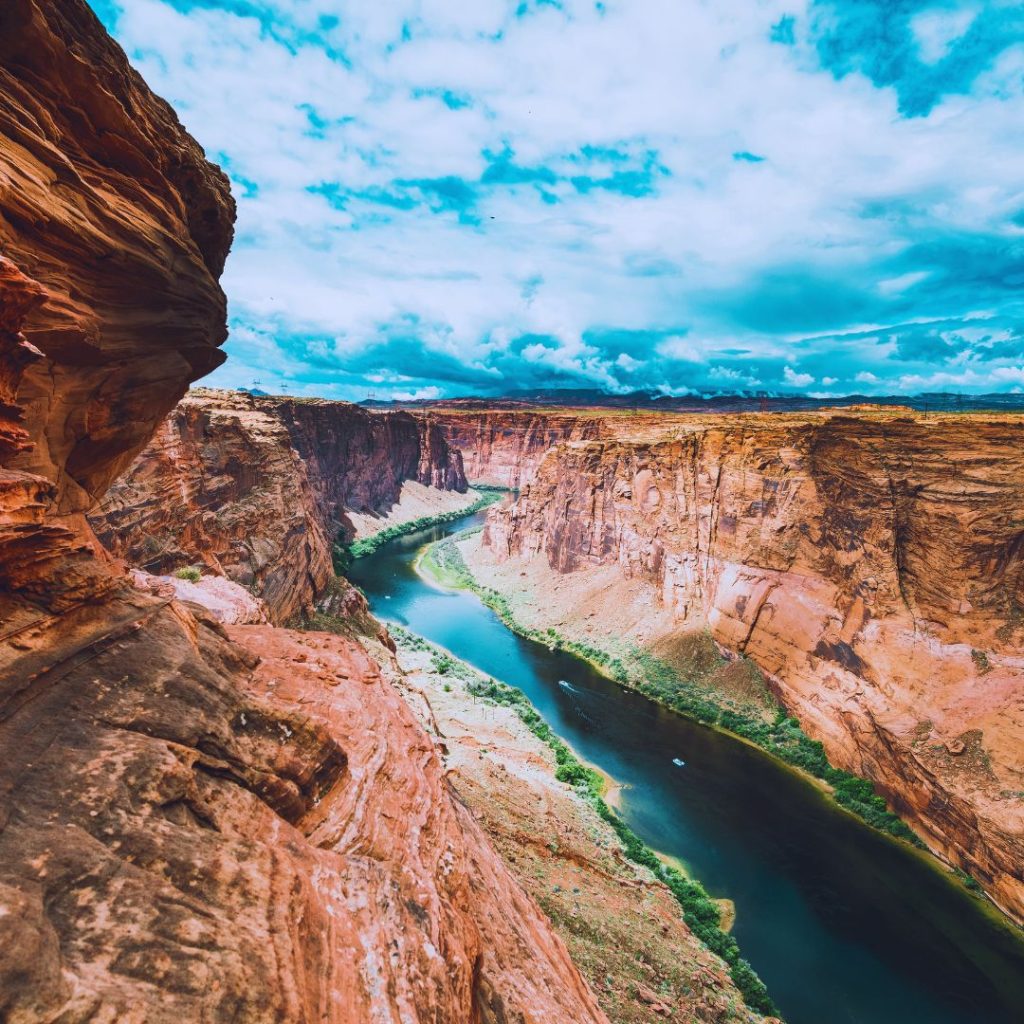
809 0 1024 117
90 0 1024 399
783 365 815 387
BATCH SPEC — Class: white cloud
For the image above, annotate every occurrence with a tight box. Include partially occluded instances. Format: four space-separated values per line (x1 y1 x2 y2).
97 0 1024 399
877 271 930 296
783 366 814 387
910 6 979 65
991 365 1024 383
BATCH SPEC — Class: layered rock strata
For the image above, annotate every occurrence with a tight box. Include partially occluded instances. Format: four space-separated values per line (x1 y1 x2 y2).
0 4 612 1019
90 389 467 623
0 597 607 1023
427 408 608 487
1 0 233 609
479 414 1024 922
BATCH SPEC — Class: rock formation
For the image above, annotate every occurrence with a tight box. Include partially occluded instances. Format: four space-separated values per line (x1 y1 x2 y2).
0 4 612 1019
90 389 467 623
477 412 1024 922
1 0 233 610
427 408 608 487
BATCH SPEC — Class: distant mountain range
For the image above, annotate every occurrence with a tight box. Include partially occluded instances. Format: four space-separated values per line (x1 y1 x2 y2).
359 388 1024 414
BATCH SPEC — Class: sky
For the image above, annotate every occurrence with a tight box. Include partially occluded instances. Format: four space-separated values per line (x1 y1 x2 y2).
91 0 1024 400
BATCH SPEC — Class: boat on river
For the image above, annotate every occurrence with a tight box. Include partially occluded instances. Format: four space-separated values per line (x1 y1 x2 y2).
672 758 686 767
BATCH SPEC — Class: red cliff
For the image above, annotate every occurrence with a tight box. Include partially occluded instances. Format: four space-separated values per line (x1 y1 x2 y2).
479 412 1024 922
0 4 611 1020
90 389 467 623
1 0 233 609
427 408 607 487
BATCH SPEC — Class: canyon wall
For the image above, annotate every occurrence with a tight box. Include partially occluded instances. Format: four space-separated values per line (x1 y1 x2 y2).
427 408 608 487
90 389 467 623
0 5 610 1020
0 0 233 610
481 414 1024 922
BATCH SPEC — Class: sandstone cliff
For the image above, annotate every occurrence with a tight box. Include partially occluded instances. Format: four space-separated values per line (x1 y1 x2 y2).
90 389 467 624
2 594 607 1023
427 408 608 487
0 0 233 609
0 5 611 1020
479 413 1024 922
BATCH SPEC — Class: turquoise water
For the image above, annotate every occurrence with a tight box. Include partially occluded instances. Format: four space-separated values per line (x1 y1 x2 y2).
348 510 1024 1024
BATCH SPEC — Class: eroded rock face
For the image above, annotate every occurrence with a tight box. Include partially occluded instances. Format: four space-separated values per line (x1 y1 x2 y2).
0 0 234 526
0 6 608 1020
482 414 1024 922
428 409 607 487
0 601 607 1023
90 389 467 623
0 0 234 615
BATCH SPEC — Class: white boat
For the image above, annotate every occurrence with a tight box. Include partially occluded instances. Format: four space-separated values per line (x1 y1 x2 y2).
672 758 686 767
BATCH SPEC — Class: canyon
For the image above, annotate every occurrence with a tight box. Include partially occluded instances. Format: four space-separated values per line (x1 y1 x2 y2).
0 4 631 1021
90 388 469 625
378 626 771 1024
456 410 1024 923
3 1 1023 1021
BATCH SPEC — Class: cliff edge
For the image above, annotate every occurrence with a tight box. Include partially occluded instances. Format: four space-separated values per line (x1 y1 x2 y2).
0 5 609 1020
90 389 467 624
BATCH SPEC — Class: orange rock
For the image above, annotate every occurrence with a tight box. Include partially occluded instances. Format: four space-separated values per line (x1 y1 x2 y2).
474 410 1024 922
0 5 610 1020
90 389 467 623
428 408 608 487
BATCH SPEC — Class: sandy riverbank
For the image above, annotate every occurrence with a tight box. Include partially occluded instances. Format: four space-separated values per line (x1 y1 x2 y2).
346 480 482 540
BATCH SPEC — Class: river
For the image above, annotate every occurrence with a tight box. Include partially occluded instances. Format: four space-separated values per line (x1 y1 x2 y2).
347 509 1024 1024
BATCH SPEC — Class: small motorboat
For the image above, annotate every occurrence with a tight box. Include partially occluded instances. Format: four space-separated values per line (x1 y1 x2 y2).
672 758 686 767
557 679 572 689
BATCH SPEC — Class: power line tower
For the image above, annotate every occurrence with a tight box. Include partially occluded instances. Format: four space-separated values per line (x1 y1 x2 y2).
757 390 770 414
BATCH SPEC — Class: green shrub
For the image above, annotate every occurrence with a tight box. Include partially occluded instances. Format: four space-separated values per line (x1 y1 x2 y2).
955 868 984 895
173 566 202 582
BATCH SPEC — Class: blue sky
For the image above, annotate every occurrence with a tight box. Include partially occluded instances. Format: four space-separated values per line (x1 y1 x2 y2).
93 1 1024 399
